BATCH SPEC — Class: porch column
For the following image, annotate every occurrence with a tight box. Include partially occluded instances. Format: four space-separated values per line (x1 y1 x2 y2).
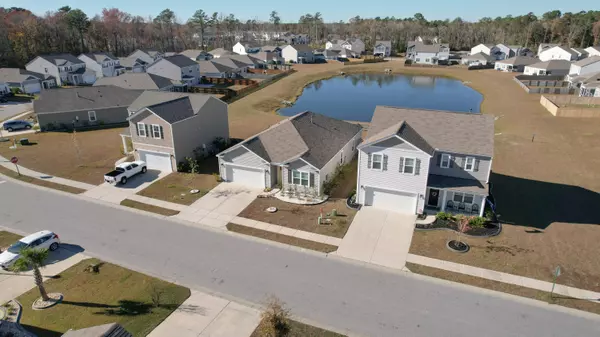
121 135 129 154
480 196 486 217
441 190 447 212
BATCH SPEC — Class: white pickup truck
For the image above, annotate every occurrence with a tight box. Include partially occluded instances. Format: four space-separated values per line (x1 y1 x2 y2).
104 161 147 185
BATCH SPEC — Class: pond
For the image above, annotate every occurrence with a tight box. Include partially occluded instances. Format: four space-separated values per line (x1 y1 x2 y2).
278 73 483 122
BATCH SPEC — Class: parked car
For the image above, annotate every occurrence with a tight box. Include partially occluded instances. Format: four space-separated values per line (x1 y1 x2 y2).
0 230 60 270
3 120 33 132
104 161 147 185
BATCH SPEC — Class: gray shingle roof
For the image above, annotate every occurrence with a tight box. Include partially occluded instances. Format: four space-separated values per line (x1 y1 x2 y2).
414 43 448 53
208 48 233 57
128 91 218 124
464 52 494 62
289 44 313 52
211 57 249 69
35 86 143 114
0 68 52 83
428 174 489 194
222 112 362 169
573 56 600 67
81 52 118 63
34 53 84 66
226 54 264 66
375 41 392 49
496 56 539 66
93 73 176 90
527 59 572 71
363 106 494 157
179 49 208 59
161 55 198 68
555 46 578 56
197 60 232 73
118 57 148 68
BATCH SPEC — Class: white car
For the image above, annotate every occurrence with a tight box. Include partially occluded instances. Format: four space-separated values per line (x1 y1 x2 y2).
103 161 147 185
0 230 60 270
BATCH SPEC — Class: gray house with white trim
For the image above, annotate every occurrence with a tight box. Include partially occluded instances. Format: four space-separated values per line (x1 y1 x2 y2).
147 55 201 85
217 112 362 196
25 54 95 86
356 106 494 216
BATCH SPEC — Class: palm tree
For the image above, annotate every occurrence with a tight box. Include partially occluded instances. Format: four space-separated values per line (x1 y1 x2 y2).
11 248 50 301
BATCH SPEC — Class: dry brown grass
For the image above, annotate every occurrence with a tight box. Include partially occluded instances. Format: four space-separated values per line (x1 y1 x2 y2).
0 128 126 185
227 223 337 253
120 199 180 216
0 165 86 194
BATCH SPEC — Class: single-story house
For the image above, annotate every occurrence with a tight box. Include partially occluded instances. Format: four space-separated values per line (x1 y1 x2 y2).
93 72 181 91
281 45 315 63
179 49 213 61
461 52 495 66
197 60 234 78
523 60 572 76
0 68 56 93
494 56 539 72
225 54 265 69
123 91 229 172
216 111 362 197
35 85 143 131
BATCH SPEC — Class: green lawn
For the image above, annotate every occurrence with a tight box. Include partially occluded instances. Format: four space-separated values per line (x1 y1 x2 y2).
17 258 190 337
0 231 22 250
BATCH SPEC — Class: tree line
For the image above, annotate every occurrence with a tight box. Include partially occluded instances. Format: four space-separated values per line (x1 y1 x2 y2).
1 7 599 68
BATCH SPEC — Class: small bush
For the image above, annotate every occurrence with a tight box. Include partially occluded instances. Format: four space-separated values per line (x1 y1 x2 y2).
258 296 291 337
177 161 190 172
212 172 222 182
32 125 40 131
468 216 487 228
485 209 495 220
436 212 454 221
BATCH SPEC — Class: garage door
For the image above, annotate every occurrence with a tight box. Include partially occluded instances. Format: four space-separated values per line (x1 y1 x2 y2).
139 150 172 172
364 187 417 214
225 165 264 188
23 82 41 94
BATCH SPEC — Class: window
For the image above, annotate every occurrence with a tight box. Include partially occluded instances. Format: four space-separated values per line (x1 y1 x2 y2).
88 111 97 122
453 192 474 204
464 157 475 171
131 163 138 168
137 122 147 137
440 154 451 168
292 170 309 186
402 157 415 174
151 124 162 139
372 154 383 170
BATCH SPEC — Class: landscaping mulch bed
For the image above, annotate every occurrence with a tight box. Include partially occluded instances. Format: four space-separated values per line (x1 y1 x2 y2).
251 318 346 337
227 223 337 253
416 218 501 237
0 166 86 194
120 199 180 216
238 197 356 238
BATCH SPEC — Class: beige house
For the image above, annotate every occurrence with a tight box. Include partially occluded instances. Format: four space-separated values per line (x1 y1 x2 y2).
123 91 229 172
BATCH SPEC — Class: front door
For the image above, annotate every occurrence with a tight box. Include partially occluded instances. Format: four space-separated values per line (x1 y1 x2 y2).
428 189 440 207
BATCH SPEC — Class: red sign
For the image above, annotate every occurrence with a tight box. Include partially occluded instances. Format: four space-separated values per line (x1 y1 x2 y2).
10 156 18 164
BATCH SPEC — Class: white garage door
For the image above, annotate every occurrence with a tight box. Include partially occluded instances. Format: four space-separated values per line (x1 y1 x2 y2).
226 165 264 188
23 82 41 94
364 187 417 214
139 150 172 172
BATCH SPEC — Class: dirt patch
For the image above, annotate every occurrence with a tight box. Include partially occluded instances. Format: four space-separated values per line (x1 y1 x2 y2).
0 128 126 185
227 223 337 253
238 197 355 238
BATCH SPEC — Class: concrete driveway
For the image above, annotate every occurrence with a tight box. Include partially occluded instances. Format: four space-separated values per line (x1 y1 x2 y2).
175 183 262 228
83 169 168 203
336 207 416 270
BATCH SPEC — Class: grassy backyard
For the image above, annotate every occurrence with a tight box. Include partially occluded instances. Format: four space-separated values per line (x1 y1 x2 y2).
0 230 22 250
17 258 190 337
0 128 126 185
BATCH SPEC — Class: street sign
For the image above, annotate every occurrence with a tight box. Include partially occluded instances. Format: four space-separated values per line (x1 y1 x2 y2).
10 156 18 164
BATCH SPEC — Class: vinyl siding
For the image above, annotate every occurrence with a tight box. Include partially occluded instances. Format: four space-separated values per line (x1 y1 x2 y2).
320 132 361 189
79 55 103 78
129 109 174 148
357 143 431 205
428 151 491 182
26 58 61 86
283 160 320 195
133 144 177 171
219 146 266 168
38 107 129 131
281 46 298 63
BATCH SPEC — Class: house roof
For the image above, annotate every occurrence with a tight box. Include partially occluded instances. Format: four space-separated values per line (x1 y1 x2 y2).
464 52 494 62
573 56 600 67
0 68 53 83
542 46 577 56
496 56 539 66
93 73 176 90
118 57 148 68
414 43 448 53
428 174 489 194
128 91 219 124
211 57 249 69
226 54 264 66
208 48 233 57
259 45 281 52
80 52 118 63
363 106 494 157
253 51 276 61
571 48 588 55
288 44 313 52
35 86 143 114
586 46 600 53
527 59 572 71
62 323 131 337
221 111 362 169
179 49 208 59
197 60 232 73
31 53 84 66
159 55 198 68
375 41 392 49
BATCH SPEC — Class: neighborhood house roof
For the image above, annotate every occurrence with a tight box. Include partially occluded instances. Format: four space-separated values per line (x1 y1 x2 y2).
555 46 578 56
128 91 217 124
118 57 148 68
81 52 118 63
464 52 494 62
413 43 448 53
288 44 313 52
260 45 280 52
211 57 249 69
93 73 176 90
198 60 232 73
363 106 494 157
179 49 208 59
33 53 84 66
159 55 198 68
573 56 600 67
496 56 539 66
208 48 233 57
375 41 392 49
0 68 53 83
226 54 264 66
222 111 362 169
35 86 143 114
527 59 572 70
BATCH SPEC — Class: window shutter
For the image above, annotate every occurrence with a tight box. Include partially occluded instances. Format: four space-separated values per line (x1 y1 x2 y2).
415 159 421 175
367 153 372 169
436 154 442 167
449 156 454 168
383 155 388 171
474 159 480 172
399 157 404 172
309 173 315 187
287 169 292 183
145 124 150 137
135 123 139 136
159 126 164 139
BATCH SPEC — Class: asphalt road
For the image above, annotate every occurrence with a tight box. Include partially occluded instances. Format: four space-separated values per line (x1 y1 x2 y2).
1 179 599 337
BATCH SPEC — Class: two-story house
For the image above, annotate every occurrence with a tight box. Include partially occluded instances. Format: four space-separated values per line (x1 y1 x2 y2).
281 45 315 63
25 54 95 86
127 49 164 65
0 68 56 93
470 44 499 58
122 91 229 173
146 55 201 86
373 41 392 57
538 46 578 62
356 106 494 216
78 52 125 78
406 42 450 65
341 38 365 55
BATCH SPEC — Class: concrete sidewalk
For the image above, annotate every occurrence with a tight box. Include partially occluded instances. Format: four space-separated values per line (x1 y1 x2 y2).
148 290 261 337
0 154 95 190
407 254 600 302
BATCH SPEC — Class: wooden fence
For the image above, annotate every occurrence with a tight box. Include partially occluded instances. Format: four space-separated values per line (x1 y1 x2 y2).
513 75 575 95
540 95 600 117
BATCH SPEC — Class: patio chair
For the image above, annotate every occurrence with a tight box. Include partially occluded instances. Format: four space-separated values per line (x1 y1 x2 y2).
458 203 466 211
446 200 454 210
471 203 479 215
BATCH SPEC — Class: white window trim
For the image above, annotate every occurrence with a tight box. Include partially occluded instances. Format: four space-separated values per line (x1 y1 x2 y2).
291 170 310 187
137 122 147 137
151 124 162 139
440 154 451 169
401 157 416 175
371 153 383 171
88 111 97 122
453 192 475 204
464 157 475 171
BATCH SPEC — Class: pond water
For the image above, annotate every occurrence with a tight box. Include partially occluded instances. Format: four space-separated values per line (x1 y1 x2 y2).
278 73 483 122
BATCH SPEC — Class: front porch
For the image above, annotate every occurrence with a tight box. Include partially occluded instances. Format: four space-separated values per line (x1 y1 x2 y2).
423 175 488 217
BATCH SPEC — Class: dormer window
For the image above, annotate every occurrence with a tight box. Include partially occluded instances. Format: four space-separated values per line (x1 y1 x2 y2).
464 157 475 171
440 154 451 168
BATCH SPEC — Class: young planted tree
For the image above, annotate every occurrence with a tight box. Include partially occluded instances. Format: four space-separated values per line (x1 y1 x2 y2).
258 295 291 337
11 248 50 301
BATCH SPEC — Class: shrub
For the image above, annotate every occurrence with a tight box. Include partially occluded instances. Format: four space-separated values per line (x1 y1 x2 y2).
177 160 190 172
257 296 290 337
32 125 40 131
212 172 222 182
485 209 495 221
46 123 55 131
436 212 454 221
468 216 487 228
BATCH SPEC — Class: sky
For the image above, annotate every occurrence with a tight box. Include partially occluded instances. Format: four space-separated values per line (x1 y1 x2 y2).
4 0 591 23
